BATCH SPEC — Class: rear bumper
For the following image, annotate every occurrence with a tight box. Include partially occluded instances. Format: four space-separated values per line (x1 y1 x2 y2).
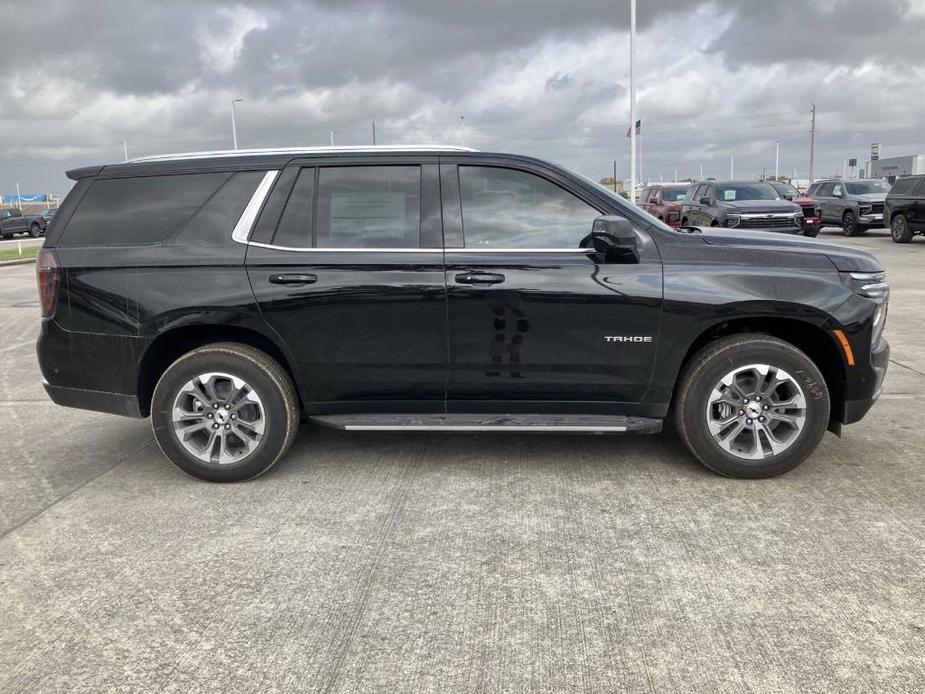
43 382 144 418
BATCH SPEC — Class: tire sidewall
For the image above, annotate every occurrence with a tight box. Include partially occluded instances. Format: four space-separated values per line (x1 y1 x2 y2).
679 339 830 478
152 349 292 482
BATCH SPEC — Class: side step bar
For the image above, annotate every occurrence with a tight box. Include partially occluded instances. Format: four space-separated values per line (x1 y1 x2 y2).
311 414 662 434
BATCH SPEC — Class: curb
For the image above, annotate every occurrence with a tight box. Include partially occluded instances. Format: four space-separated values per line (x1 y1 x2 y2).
0 258 37 267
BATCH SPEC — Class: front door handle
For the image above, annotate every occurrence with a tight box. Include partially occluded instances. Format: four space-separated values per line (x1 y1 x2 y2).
269 273 317 286
454 272 505 285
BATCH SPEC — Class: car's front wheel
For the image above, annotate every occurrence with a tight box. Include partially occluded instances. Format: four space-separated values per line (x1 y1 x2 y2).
891 214 913 243
151 342 300 482
29 223 42 238
675 335 830 478
843 211 864 236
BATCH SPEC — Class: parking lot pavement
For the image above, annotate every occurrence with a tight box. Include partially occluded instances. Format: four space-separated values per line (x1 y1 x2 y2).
1 234 924 693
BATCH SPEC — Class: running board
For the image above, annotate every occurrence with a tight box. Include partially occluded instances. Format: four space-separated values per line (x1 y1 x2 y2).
310 414 662 434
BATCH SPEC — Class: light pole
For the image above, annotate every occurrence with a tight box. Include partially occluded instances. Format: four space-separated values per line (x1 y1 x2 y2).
231 99 243 150
459 116 466 147
122 139 129 162
775 141 780 181
629 0 637 203
730 153 735 179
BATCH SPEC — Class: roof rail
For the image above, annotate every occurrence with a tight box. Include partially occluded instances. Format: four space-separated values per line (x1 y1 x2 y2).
129 144 478 164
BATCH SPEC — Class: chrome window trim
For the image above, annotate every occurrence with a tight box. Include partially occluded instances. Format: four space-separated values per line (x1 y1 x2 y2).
231 170 279 244
242 241 590 254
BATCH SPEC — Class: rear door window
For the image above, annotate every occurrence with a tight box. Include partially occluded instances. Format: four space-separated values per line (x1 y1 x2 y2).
60 172 234 246
315 166 421 248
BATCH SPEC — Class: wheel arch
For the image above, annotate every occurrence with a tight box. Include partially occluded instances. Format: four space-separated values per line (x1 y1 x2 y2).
136 323 302 417
673 315 847 428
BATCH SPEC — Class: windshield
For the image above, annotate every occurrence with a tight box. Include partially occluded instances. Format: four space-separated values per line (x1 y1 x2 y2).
661 188 688 202
845 180 890 195
43 208 57 216
771 183 800 198
715 183 780 201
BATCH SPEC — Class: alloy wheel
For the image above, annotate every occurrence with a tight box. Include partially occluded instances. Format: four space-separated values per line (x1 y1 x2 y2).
171 372 266 464
705 363 807 461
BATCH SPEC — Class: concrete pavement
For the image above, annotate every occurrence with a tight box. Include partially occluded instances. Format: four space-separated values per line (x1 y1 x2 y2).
1 229 923 693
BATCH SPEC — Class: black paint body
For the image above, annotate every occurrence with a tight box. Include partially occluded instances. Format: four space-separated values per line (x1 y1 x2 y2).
37 150 889 427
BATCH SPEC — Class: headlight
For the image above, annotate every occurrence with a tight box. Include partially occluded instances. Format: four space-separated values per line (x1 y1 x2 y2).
842 271 888 299
814 206 822 218
726 214 741 228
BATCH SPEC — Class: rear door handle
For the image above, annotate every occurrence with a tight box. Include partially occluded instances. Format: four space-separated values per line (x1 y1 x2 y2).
454 272 505 285
269 273 317 286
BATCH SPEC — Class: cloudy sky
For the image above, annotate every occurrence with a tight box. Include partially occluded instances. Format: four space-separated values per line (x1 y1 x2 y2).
2 0 925 196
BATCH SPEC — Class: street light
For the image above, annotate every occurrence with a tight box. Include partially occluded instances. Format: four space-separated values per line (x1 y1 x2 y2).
459 116 466 147
231 99 244 150
775 141 780 181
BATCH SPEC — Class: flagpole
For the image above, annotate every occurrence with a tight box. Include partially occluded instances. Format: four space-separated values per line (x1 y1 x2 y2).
629 0 636 204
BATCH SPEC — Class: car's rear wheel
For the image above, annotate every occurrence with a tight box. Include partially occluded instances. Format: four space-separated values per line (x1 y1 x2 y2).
891 214 913 243
29 223 42 238
675 335 830 478
151 342 300 482
843 211 864 236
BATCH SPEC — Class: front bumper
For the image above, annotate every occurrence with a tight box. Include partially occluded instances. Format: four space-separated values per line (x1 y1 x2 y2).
858 213 883 226
843 336 889 424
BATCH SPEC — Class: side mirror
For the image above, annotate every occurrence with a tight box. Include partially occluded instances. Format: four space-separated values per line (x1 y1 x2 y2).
699 196 711 205
581 216 639 263
783 194 794 201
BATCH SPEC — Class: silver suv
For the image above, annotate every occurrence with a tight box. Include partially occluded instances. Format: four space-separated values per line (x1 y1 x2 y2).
808 179 891 236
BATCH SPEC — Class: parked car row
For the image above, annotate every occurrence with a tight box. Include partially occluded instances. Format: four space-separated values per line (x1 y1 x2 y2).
640 180 818 236
640 174 925 243
0 207 57 239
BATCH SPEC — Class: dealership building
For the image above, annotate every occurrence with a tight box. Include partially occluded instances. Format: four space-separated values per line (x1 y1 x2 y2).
869 154 925 182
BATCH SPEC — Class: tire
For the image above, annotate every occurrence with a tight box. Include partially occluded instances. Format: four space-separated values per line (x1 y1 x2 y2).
29 223 41 238
842 211 864 236
0 233 10 240
803 226 819 238
151 342 300 482
681 217 689 226
675 334 830 478
891 214 913 243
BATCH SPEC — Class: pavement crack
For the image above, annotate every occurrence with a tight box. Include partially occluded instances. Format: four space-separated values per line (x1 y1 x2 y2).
889 359 925 378
0 438 154 542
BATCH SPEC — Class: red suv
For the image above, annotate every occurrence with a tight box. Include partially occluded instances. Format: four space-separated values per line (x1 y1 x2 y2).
769 181 822 237
639 184 690 227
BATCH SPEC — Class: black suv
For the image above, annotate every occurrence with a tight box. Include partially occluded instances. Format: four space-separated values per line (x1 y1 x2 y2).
884 174 925 243
37 147 889 482
679 181 804 233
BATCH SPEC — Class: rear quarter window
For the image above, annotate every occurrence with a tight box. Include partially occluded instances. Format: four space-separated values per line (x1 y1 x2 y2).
59 172 237 247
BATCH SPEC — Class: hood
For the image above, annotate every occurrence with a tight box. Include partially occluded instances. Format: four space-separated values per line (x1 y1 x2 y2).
720 199 801 212
697 227 883 272
855 192 886 203
793 196 816 205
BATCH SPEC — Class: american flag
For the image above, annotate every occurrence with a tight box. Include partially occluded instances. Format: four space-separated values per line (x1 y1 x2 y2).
625 119 641 138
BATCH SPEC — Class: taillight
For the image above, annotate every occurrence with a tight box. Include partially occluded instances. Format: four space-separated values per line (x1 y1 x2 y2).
36 249 60 317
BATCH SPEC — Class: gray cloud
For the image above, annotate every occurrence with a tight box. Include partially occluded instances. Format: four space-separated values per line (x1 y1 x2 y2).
0 0 923 195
